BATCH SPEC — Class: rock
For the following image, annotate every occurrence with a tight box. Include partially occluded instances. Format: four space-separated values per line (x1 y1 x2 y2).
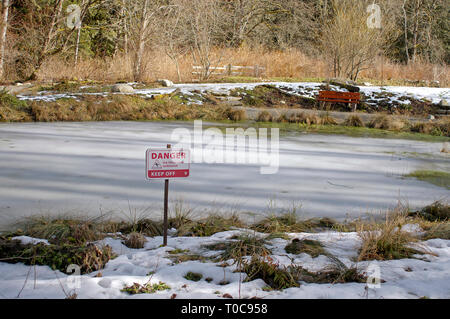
440 99 449 108
207 89 229 97
112 84 134 93
157 79 174 87
428 115 435 120
326 78 360 93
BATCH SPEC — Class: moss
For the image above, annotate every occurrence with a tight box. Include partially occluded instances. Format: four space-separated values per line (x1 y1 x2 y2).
405 170 450 189
121 281 170 294
184 272 203 282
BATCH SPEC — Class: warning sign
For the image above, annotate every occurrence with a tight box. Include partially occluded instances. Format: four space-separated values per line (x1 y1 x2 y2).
146 149 190 179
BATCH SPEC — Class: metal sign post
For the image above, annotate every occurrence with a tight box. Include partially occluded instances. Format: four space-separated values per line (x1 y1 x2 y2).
163 144 170 246
146 145 190 246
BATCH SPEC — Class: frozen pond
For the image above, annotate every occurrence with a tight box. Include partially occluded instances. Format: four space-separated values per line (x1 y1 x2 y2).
0 121 449 227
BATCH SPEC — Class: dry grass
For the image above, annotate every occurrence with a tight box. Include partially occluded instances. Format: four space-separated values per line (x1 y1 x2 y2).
225 108 247 121
344 115 365 127
32 47 449 86
123 232 147 249
256 110 274 122
410 117 450 137
319 113 338 125
357 207 423 261
368 115 405 131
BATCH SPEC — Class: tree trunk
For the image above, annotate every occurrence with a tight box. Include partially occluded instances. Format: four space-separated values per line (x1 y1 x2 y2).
0 0 10 81
133 0 150 82
402 0 410 64
28 0 64 80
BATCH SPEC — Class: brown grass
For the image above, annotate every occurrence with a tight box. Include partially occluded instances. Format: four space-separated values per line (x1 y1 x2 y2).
256 110 274 122
344 115 364 127
357 207 423 261
369 115 405 131
32 47 449 86
123 232 147 249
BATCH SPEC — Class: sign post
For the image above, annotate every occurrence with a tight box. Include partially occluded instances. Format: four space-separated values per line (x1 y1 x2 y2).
163 144 170 246
146 145 190 246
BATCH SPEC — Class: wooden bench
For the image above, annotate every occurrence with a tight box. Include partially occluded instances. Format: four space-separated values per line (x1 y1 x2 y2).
316 91 361 111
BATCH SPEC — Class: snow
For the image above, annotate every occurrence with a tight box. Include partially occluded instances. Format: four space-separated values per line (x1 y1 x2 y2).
10 236 49 246
0 121 448 227
16 82 450 106
0 231 449 299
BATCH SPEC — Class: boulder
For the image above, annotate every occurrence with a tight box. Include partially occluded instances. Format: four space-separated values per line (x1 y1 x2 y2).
112 84 134 93
157 79 174 87
325 78 360 93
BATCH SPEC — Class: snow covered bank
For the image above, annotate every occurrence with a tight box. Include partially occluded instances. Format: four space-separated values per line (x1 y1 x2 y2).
17 82 450 107
1 230 449 299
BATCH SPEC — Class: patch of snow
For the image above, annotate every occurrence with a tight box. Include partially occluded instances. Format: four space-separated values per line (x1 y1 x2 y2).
10 236 50 246
1 230 449 299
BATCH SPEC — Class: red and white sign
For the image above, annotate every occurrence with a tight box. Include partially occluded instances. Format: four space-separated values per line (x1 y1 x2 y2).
146 149 190 179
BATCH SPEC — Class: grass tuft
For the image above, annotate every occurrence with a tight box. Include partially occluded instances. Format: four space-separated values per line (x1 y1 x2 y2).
344 115 365 127
357 209 422 261
122 232 147 249
285 239 326 257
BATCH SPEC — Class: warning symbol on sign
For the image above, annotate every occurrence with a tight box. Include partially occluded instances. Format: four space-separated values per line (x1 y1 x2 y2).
152 160 162 169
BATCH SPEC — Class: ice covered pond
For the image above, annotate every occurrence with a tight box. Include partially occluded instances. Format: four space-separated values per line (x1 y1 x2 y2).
0 121 449 227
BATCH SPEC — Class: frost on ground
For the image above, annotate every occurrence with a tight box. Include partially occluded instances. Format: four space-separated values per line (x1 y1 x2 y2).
1 228 449 299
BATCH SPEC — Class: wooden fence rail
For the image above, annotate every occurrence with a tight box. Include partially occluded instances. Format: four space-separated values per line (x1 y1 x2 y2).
192 64 266 79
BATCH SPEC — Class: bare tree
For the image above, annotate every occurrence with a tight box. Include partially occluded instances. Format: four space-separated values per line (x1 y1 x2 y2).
182 0 226 80
0 0 10 80
321 0 388 80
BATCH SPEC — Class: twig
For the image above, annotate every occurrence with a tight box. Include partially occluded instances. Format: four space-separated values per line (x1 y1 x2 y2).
16 265 33 298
